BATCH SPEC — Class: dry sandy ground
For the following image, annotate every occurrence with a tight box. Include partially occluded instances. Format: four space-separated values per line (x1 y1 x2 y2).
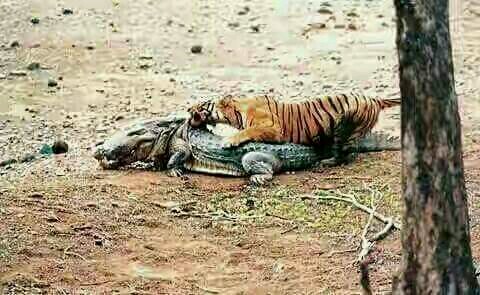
0 0 479 294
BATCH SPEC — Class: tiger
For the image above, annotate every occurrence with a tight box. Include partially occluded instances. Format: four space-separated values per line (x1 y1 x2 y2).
187 93 400 164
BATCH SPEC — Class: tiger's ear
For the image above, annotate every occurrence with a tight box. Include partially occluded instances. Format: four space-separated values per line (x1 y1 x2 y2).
219 95 235 107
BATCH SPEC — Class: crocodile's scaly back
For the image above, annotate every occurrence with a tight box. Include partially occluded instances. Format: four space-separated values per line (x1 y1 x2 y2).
186 126 400 173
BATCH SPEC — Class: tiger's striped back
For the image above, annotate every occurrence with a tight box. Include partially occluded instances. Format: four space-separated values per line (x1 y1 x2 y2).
255 93 399 145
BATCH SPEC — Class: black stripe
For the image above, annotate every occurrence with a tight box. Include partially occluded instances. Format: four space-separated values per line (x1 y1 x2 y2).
319 99 336 135
289 105 294 142
225 115 232 126
296 104 302 143
232 110 242 128
309 101 326 136
266 97 275 127
301 103 312 142
342 94 350 110
327 96 339 114
336 95 345 113
311 101 330 133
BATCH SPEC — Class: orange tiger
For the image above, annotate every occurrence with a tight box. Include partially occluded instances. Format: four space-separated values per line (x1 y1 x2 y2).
188 93 400 163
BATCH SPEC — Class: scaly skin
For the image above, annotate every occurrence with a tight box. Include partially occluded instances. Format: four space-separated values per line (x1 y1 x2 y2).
94 114 400 185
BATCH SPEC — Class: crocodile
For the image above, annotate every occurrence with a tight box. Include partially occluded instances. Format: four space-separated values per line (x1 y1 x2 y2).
93 113 400 185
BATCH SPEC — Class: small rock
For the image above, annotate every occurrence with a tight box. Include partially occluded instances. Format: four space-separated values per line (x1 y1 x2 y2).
347 23 358 30
346 11 359 17
228 22 240 28
9 70 27 76
238 6 250 15
10 40 20 48
334 23 346 29
0 158 17 167
62 8 73 15
190 45 202 54
31 17 40 24
138 64 151 70
317 7 333 14
48 78 58 87
266 46 275 51
144 244 156 250
86 44 95 50
46 214 60 222
29 192 44 199
246 199 255 210
52 140 68 154
20 154 36 163
250 25 260 33
27 62 40 71
114 115 125 121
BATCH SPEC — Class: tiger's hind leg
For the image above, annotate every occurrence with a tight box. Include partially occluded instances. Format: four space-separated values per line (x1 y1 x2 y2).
241 151 282 186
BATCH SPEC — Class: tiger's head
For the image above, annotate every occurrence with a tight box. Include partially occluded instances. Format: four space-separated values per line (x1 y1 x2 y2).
188 95 240 128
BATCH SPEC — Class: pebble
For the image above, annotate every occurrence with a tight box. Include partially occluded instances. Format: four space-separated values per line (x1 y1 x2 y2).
62 8 74 15
317 7 333 14
10 40 20 48
27 62 40 71
238 6 250 15
20 154 36 163
190 45 202 54
348 23 358 30
250 25 260 33
86 44 95 50
47 79 58 87
9 70 27 76
346 11 359 17
0 158 17 167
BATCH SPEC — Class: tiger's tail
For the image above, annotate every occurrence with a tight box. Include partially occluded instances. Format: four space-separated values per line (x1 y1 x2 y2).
376 97 401 109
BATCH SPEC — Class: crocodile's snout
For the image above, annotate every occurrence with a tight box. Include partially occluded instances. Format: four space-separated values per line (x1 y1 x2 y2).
93 145 120 169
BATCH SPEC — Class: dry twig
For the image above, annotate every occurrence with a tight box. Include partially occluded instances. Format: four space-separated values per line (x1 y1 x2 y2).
300 193 402 230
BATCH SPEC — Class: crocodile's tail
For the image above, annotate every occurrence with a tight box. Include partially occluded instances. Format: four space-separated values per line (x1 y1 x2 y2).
348 131 401 153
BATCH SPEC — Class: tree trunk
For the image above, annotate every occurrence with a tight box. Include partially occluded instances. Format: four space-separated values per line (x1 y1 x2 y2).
392 0 479 294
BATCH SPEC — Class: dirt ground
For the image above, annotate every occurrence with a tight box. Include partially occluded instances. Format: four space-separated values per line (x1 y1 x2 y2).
1 0 479 294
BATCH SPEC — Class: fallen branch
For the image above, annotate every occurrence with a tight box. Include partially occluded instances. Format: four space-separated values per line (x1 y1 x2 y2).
280 224 299 235
357 199 376 263
300 193 402 230
80 280 113 286
63 245 87 262
195 284 220 294
170 210 263 222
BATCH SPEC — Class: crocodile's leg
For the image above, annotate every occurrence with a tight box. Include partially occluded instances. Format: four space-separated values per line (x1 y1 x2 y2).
241 152 281 186
166 143 191 177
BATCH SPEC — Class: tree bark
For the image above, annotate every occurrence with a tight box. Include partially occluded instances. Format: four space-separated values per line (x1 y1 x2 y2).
392 0 479 294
